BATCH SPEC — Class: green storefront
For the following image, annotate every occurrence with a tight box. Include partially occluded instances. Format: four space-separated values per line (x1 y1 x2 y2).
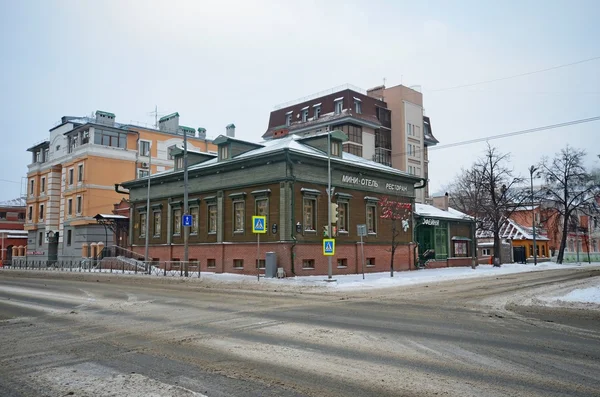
414 204 475 265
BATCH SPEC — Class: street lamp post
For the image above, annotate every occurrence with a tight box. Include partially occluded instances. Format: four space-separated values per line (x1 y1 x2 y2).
327 131 332 280
183 127 189 277
529 165 538 265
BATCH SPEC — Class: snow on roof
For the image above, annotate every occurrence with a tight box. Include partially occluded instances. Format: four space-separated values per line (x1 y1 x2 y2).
0 198 26 207
334 96 344 101
447 207 472 219
476 218 549 241
312 103 322 107
0 230 27 234
415 204 469 220
353 97 362 101
96 214 128 219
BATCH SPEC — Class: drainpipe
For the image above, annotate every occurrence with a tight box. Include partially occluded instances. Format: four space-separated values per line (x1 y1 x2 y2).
412 178 427 269
286 150 296 275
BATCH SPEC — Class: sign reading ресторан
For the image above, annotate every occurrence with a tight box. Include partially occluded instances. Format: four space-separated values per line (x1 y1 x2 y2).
341 174 408 192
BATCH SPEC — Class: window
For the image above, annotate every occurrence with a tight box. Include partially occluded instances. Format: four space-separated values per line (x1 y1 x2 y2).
354 100 362 114
407 123 413 136
39 204 44 220
331 142 340 156
220 145 229 160
233 259 244 269
348 125 362 144
208 204 217 234
28 206 32 221
67 198 73 216
303 198 316 231
302 259 315 269
334 99 343 114
529 245 534 256
207 259 216 268
482 248 491 256
43 148 49 162
172 208 182 235
138 169 149 179
255 197 268 218
175 156 184 169
67 230 72 246
41 177 46 193
0 212 5 219
416 167 421 176
454 241 468 257
536 245 540 256
81 129 89 144
302 109 308 122
256 259 266 269
314 105 321 119
366 258 375 267
18 212 25 220
285 113 292 126
94 129 128 148
39 232 43 246
76 196 82 214
337 258 348 268
366 205 377 234
153 211 162 237
139 212 147 237
190 206 199 234
414 126 420 137
139 140 151 156
77 164 83 182
408 166 414 175
29 179 34 195
337 202 349 233
343 144 363 157
69 168 74 185
233 201 245 233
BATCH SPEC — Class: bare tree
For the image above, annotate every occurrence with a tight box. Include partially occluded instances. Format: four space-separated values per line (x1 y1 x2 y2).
448 144 524 266
379 196 411 277
539 146 600 263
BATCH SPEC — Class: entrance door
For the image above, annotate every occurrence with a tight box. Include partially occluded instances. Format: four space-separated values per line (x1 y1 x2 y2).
417 226 435 260
48 234 59 264
513 246 526 264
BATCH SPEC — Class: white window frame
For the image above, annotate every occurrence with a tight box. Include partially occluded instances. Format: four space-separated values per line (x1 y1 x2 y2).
67 198 73 216
285 112 292 126
29 179 34 196
77 164 84 183
301 109 308 122
366 203 377 235
139 140 151 157
68 168 74 186
482 248 491 256
76 195 82 215
233 200 245 234
139 212 147 238
303 197 317 232
354 100 362 114
40 177 46 194
314 105 321 119
207 203 217 234
190 206 199 235
172 207 182 236
334 99 343 115
39 204 44 221
138 169 149 179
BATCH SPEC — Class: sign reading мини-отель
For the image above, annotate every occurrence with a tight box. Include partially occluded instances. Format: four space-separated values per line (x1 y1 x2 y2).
341 174 409 192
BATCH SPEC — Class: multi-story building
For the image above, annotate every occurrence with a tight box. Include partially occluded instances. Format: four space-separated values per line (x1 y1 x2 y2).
0 198 27 264
24 110 217 261
264 83 439 203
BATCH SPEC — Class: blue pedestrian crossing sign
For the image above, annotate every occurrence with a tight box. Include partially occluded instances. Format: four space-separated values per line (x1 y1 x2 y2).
323 239 335 256
182 214 192 227
252 216 266 234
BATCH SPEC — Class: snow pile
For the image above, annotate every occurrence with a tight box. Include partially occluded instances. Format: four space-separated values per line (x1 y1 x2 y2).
557 286 600 304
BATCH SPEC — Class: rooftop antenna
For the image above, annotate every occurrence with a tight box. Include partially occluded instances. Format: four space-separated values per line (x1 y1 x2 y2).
147 106 166 128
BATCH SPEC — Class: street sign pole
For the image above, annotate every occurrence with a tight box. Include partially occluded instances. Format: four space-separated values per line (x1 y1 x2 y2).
257 232 260 281
183 125 189 277
327 131 332 280
252 216 266 281
360 234 365 280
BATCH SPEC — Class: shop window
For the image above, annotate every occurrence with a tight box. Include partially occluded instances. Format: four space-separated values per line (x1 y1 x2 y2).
172 208 182 236
233 201 245 233
454 241 468 257
366 258 375 267
139 212 147 237
233 259 244 269
256 259 266 269
153 211 162 237
207 259 216 268
366 204 377 234
337 258 348 268
207 203 217 234
190 206 199 234
302 259 315 269
434 227 448 259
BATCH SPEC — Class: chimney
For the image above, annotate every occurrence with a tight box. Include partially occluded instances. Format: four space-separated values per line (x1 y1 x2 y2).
95 110 116 126
158 112 180 133
226 123 235 137
432 192 449 211
197 127 206 139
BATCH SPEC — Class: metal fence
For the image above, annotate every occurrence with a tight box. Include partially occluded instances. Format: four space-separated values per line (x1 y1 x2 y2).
0 259 203 278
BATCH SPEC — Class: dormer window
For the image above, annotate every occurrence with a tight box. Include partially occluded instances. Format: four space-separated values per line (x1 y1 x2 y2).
175 156 184 169
285 112 292 126
301 108 309 122
220 145 229 160
334 98 343 115
314 105 321 119
354 97 362 114
331 142 340 156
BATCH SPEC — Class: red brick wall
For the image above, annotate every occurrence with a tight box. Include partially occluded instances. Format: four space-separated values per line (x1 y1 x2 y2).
132 242 415 276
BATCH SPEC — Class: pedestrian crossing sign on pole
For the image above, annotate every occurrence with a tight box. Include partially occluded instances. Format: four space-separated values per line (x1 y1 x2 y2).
252 216 266 234
323 239 335 256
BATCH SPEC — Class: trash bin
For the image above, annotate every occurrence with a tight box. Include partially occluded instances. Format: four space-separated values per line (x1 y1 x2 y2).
265 252 277 278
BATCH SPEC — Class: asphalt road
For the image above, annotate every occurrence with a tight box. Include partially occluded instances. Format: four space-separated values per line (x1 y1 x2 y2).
0 268 599 397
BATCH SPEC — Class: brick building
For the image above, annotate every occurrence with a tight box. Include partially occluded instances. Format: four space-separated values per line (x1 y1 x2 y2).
0 198 27 264
120 131 427 276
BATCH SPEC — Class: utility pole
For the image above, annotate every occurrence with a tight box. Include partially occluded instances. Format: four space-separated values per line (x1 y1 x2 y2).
327 131 332 280
529 165 538 265
183 127 189 277
144 145 152 273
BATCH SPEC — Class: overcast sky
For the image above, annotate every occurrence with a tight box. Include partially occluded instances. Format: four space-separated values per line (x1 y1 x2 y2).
1 0 599 201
